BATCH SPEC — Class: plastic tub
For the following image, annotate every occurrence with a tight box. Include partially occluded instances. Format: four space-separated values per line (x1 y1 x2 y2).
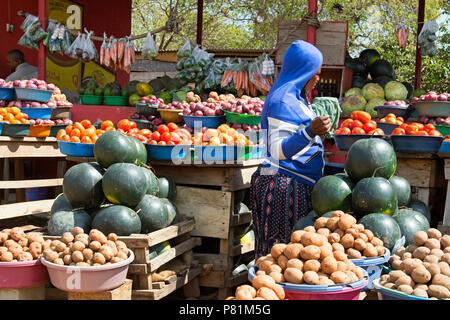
390 135 443 153
334 134 390 151
158 109 184 123
1 123 31 136
440 141 450 153
0 87 15 101
51 106 72 120
248 266 368 300
0 122 4 134
412 101 450 117
324 162 345 175
145 144 191 161
182 114 226 128
192 145 251 162
80 95 103 105
222 109 261 125
58 140 94 157
41 249 134 292
20 107 55 120
350 248 390 290
133 119 153 130
376 122 399 135
49 124 67 137
103 96 129 106
435 125 450 137
14 87 53 103
135 103 159 116
0 260 49 289
372 278 429 300
374 105 415 121
29 124 52 137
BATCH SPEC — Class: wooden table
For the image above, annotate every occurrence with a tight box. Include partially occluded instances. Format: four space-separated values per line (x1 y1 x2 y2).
0 137 66 221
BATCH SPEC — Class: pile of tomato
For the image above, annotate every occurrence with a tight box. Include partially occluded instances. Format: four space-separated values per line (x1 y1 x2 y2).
146 123 192 145
391 122 443 136
379 113 405 125
334 111 385 135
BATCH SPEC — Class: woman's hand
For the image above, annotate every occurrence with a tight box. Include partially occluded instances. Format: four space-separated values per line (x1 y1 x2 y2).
308 116 332 136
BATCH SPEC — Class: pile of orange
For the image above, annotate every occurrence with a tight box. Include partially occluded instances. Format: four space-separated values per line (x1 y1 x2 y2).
56 119 103 144
379 113 405 125
334 111 385 135
392 122 443 136
0 107 30 124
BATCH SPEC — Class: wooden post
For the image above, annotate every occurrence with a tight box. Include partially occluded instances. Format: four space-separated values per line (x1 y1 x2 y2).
38 0 46 81
414 0 425 89
307 0 318 45
196 0 204 45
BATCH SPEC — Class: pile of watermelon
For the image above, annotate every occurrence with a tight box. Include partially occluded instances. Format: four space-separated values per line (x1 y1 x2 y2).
299 138 432 251
48 131 179 237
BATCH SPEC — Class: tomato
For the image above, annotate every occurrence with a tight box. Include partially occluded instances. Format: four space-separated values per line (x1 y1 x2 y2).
157 140 167 145
81 119 92 129
399 123 408 130
351 127 366 134
348 120 364 129
104 126 115 132
157 124 170 135
424 124 436 132
340 119 353 128
167 122 179 132
397 117 404 123
129 121 137 130
412 130 429 136
405 124 420 135
61 134 71 142
167 141 176 145
386 117 397 124
334 129 342 134
73 122 85 133
392 128 406 135
161 132 172 143
140 129 152 138
151 131 161 141
81 136 92 144
56 129 66 140
395 120 403 125
379 118 387 123
128 128 140 135
374 128 384 135
135 134 147 142
117 119 131 131
428 129 442 137
340 127 351 135
149 140 158 145
101 120 114 131
351 111 371 124
170 132 182 144
363 120 377 133
82 127 96 138
96 129 105 136
70 128 81 138
117 128 125 133
92 135 98 143
70 136 81 143
387 113 396 118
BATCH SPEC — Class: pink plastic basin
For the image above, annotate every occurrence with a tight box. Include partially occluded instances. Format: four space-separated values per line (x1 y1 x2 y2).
40 249 134 292
0 259 49 289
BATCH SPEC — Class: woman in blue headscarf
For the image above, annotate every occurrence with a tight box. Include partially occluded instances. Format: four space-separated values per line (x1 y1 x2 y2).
250 40 332 257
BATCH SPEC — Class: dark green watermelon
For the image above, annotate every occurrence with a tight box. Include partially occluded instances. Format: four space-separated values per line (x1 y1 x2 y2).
389 175 411 207
345 138 397 183
141 168 159 196
157 176 177 201
393 210 427 246
374 76 394 89
94 131 138 168
352 75 367 89
407 199 431 222
62 162 105 210
160 198 179 225
51 193 72 214
102 163 148 207
334 172 355 189
322 211 335 218
234 202 250 215
91 205 142 236
352 177 398 218
359 213 401 250
234 189 247 205
394 209 430 231
48 209 92 236
369 59 395 80
129 137 147 166
135 195 170 233
293 210 319 231
402 82 414 99
359 49 381 66
312 175 352 215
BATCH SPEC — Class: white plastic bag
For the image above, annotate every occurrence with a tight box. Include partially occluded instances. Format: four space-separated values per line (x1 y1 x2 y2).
142 32 158 59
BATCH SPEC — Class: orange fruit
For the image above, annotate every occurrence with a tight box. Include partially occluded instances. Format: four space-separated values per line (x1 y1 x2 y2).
105 126 115 132
80 119 92 129
82 127 96 138
81 136 93 144
10 107 20 115
70 128 81 138
56 129 66 140
61 134 71 142
73 122 85 133
70 136 81 143
96 129 105 136
101 120 114 131
65 125 73 135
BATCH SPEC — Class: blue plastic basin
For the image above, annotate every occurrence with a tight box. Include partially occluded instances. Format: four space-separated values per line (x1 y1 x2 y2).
20 107 55 120
334 134 390 151
58 140 94 157
374 105 415 121
145 144 191 161
376 122 400 135
14 87 53 103
372 278 429 300
182 114 226 128
390 135 443 153
440 141 450 153
350 248 390 290
0 87 15 101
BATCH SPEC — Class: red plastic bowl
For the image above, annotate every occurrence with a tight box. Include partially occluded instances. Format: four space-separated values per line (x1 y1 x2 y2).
0 259 49 289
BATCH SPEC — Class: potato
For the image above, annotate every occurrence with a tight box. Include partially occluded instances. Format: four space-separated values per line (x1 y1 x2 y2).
330 271 348 284
358 233 369 242
301 245 321 260
63 254 72 265
17 238 28 248
60 232 74 244
426 228 442 240
336 261 349 272
259 257 276 272
284 243 303 260
413 231 428 246
427 284 450 299
71 251 84 263
303 260 321 272
42 240 51 251
316 228 330 238
321 256 338 274
116 251 128 260
326 217 340 231
424 238 441 251
256 270 266 276
270 243 287 259
432 274 450 290
346 248 362 259
412 288 428 298
354 224 365 232
314 217 329 230
425 263 441 278
371 237 384 247
267 264 283 274
0 232 8 244
381 274 390 282
328 233 340 244
76 262 90 267
412 246 431 260
72 241 86 252
257 287 279 300
43 249 58 262
397 284 414 294
411 267 432 284
9 246 23 259
28 242 42 259
333 250 348 262
414 283 428 291
107 233 118 243
440 235 450 249
430 249 444 259
110 257 124 263
384 283 396 289
286 258 303 271
375 246 385 256
445 248 450 254
395 275 415 287
331 210 344 218
0 247 8 254
334 229 345 238
303 271 320 285
340 233 354 249
0 251 13 262
363 243 378 258
338 214 356 231
401 258 423 275
303 226 316 233
71 227 84 236
345 270 359 283
4 240 17 249
93 252 106 265
402 252 413 260
54 241 67 253
290 230 306 243
277 254 289 270
17 251 33 262
9 227 25 241
345 228 359 239
105 240 118 256
253 274 276 289
82 248 94 261
441 253 450 264
99 245 114 261
235 285 255 300
438 262 450 277
332 243 345 252
89 240 102 252
363 229 374 242
269 271 284 283
405 244 418 253
424 255 440 264
284 268 303 284
319 244 333 260
115 240 128 253
301 232 324 247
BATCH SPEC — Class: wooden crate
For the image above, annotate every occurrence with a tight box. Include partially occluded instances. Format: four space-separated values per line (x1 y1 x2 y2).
441 159 450 227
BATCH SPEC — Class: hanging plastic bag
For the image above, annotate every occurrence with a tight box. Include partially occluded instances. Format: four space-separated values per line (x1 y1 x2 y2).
43 20 57 47
99 33 107 65
110 36 118 67
261 54 275 77
395 24 409 48
65 31 80 58
117 38 126 66
84 31 98 61
418 19 439 57
142 32 158 60
20 14 38 31
123 37 135 73
61 27 73 54
249 58 271 95
177 38 192 58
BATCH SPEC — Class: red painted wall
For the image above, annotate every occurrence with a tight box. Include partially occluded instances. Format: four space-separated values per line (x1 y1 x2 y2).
0 0 131 86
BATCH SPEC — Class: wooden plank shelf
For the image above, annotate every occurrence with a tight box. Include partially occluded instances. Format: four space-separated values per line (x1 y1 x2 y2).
231 240 255 257
231 212 252 227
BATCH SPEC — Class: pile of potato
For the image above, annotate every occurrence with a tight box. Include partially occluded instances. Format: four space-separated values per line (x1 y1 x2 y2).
227 279 285 300
42 227 130 267
0 227 48 262
380 228 450 299
254 211 386 286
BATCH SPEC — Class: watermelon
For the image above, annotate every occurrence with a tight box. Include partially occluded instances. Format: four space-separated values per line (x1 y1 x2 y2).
51 193 72 214
402 82 414 99
102 163 148 207
312 175 352 215
157 176 177 200
359 49 381 67
94 131 138 168
293 210 319 231
389 175 411 207
345 138 397 183
334 172 355 190
234 202 250 215
91 205 142 236
352 177 398 218
407 199 431 222
393 210 428 245
394 209 430 231
321 211 335 218
369 59 395 80
142 168 159 196
62 162 105 210
374 76 394 89
48 209 92 236
149 241 171 259
352 76 367 89
135 195 170 233
128 137 148 166
359 213 401 251
160 198 178 225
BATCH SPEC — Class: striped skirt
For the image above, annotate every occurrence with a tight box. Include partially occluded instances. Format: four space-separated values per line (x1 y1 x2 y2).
250 165 314 258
